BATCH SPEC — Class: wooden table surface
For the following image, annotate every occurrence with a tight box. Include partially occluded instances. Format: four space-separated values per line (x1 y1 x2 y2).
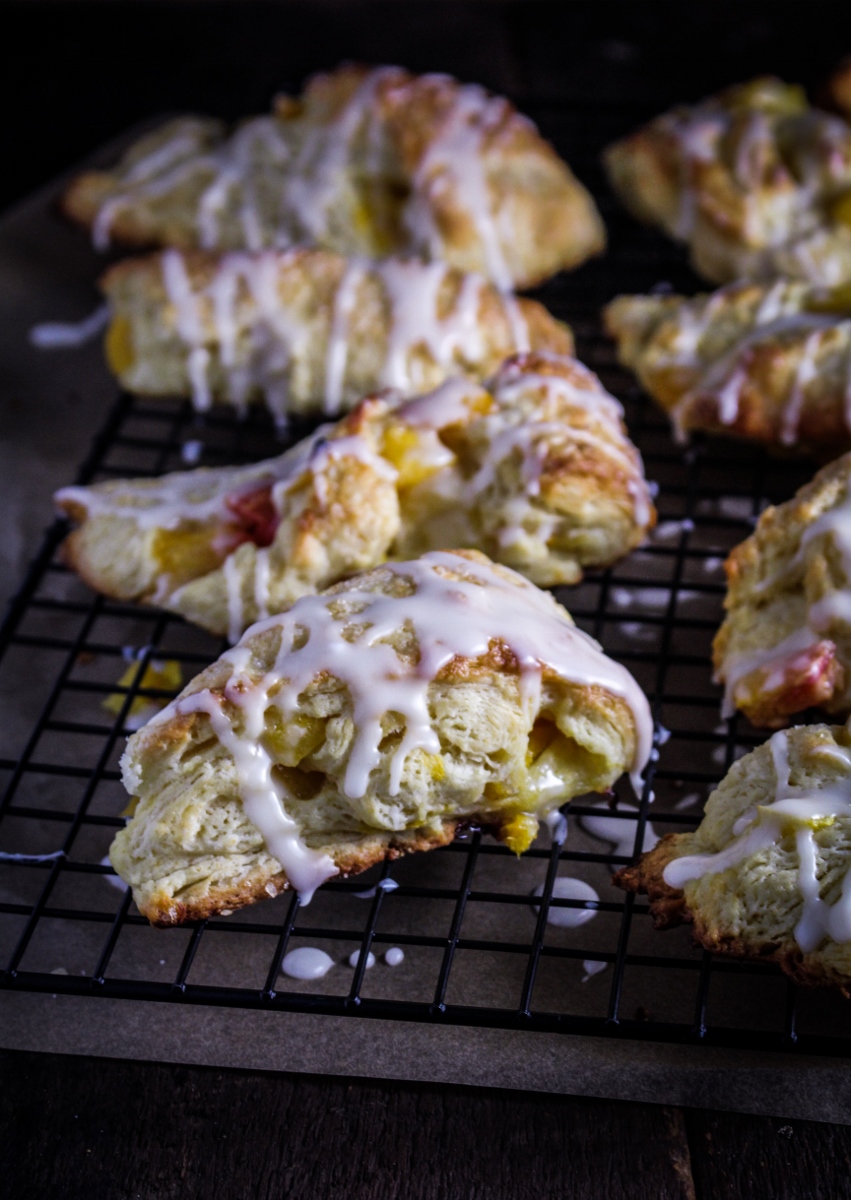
4 1047 851 1199
5 3 851 1196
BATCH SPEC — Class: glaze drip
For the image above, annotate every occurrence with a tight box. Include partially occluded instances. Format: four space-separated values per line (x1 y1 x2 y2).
156 250 530 418
663 729 851 953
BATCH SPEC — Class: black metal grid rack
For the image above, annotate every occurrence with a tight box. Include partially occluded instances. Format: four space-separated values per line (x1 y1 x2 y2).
3 99 851 1060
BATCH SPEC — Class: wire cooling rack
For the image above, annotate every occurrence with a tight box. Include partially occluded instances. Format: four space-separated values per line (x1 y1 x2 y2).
3 101 851 1059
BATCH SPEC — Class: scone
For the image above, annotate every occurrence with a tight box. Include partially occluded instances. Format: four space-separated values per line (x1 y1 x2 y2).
714 453 851 727
56 352 655 640
62 64 605 289
617 723 851 994
101 247 573 419
604 76 851 286
604 279 851 453
113 549 652 925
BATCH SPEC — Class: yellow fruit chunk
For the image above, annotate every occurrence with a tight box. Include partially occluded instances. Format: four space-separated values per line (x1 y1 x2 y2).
152 526 223 584
832 192 851 230
262 710 326 767
424 752 445 781
105 314 135 375
103 657 183 722
526 718 557 766
499 812 539 855
381 423 445 487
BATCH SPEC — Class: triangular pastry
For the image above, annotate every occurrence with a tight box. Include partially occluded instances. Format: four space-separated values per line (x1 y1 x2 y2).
101 247 572 421
714 452 851 727
617 723 851 994
605 279 851 454
56 353 655 641
604 76 851 287
62 64 605 289
113 549 652 925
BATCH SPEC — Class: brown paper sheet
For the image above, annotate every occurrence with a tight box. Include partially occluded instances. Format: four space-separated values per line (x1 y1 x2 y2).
2 153 851 1124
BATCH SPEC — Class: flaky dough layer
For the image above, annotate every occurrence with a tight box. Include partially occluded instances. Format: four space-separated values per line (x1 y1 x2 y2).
101 247 573 420
63 64 605 289
605 279 851 454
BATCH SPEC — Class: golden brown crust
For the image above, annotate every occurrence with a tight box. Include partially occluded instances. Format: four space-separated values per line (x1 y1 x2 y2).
615 724 851 995
62 65 604 287
713 452 851 725
56 352 654 637
141 820 460 926
604 76 851 288
604 281 851 455
98 247 574 416
615 833 851 995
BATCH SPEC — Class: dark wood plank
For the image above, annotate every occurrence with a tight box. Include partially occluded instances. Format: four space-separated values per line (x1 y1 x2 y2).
685 1109 851 1200
1 1049 695 1200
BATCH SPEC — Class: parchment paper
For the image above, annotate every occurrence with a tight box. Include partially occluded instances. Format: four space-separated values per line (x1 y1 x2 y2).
3 156 851 1125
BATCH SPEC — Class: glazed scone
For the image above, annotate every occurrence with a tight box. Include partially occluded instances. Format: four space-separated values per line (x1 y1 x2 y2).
604 279 851 453
56 353 655 639
714 453 851 727
604 77 851 286
101 247 573 421
113 549 652 925
617 723 851 994
62 64 605 289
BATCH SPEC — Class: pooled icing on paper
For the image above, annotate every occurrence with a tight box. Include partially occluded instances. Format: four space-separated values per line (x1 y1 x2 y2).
147 552 652 903
663 729 851 954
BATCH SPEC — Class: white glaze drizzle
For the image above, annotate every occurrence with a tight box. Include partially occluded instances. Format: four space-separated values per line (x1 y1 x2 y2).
719 626 823 719
0 849 65 864
324 259 368 413
579 798 658 865
29 304 110 349
404 79 514 289
149 552 652 902
92 68 538 291
648 85 851 260
663 729 851 954
55 435 321 532
152 250 530 416
671 308 836 443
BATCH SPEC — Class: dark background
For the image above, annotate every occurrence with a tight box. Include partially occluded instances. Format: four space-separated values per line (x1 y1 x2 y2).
6 4 851 1196
4 0 851 215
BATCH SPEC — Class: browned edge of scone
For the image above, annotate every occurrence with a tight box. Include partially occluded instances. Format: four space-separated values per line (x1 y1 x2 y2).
142 816 528 927
614 835 851 995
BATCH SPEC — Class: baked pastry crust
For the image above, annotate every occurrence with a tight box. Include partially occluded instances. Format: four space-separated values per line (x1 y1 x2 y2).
113 549 652 925
56 352 655 639
62 64 605 289
100 247 573 420
714 452 851 727
604 77 851 287
604 279 851 454
616 723 851 994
